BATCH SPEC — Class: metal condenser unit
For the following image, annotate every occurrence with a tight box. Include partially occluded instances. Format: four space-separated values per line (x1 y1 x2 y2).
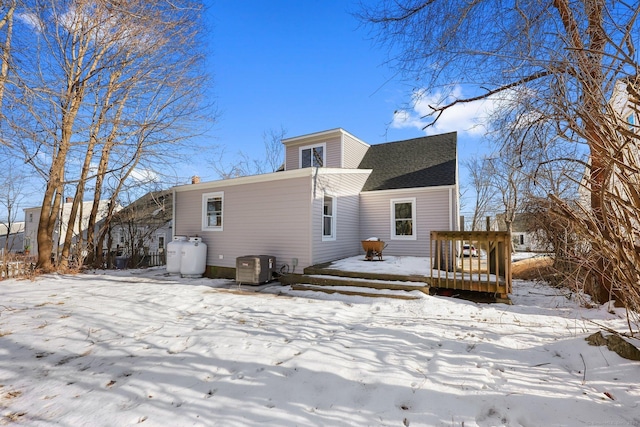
235 255 276 285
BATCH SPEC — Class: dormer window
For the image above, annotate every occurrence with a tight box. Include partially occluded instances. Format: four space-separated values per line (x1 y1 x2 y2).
300 143 325 168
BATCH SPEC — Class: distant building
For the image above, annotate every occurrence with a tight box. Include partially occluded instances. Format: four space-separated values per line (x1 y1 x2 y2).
23 198 111 259
579 75 639 207
106 190 173 263
496 213 548 252
0 222 25 255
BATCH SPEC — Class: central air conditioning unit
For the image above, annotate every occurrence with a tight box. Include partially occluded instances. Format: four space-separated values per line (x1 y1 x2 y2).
236 255 276 285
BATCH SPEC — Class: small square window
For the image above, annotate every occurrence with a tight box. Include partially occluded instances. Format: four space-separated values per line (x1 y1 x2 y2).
300 143 325 168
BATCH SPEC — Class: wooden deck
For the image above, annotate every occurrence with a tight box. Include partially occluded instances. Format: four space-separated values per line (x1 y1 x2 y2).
278 231 513 302
430 231 512 299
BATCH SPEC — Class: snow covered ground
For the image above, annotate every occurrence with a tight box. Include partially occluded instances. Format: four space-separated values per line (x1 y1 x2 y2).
1 256 639 426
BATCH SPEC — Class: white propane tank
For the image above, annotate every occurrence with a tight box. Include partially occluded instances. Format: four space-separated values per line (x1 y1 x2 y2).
166 235 189 274
180 236 207 278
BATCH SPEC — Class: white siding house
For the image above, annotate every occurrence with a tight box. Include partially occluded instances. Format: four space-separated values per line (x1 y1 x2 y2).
23 199 110 257
173 128 459 277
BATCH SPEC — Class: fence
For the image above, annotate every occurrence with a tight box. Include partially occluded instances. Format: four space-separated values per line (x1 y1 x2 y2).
430 230 512 298
105 251 166 269
0 256 36 280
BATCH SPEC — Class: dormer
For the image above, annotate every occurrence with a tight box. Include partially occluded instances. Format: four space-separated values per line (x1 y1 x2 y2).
282 128 370 171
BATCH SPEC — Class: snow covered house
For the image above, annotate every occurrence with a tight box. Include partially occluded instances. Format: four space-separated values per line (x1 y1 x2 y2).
172 129 459 277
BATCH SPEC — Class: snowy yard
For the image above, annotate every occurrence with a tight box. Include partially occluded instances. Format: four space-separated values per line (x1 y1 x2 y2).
1 257 639 426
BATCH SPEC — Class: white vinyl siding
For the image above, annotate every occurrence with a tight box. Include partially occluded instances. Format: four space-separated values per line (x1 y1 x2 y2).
311 170 371 264
342 134 370 168
390 198 416 240
360 187 455 257
285 134 342 170
202 192 223 231
175 173 313 270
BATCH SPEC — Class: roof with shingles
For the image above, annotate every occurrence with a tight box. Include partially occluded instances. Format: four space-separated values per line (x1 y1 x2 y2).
358 132 457 191
112 190 173 225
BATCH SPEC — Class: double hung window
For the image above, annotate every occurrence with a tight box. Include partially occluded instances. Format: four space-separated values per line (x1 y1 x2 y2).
202 192 224 231
391 198 416 240
322 195 336 240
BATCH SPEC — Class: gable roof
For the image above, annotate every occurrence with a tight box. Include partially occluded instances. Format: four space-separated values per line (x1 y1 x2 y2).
112 190 173 226
0 222 24 235
496 212 539 233
358 132 457 191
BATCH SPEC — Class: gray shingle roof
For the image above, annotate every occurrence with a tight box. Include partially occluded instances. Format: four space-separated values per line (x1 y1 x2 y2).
358 132 457 191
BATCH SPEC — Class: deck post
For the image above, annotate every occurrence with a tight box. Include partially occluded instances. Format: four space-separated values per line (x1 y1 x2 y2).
432 234 454 272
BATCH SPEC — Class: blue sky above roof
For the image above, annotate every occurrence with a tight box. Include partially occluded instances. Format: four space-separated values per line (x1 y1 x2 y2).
196 1 492 181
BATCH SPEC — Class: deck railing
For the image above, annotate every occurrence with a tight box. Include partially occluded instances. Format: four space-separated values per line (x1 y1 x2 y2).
430 231 512 297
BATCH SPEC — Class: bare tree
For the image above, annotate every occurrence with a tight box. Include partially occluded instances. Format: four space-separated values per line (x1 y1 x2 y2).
0 158 26 256
0 0 16 120
211 126 287 179
359 1 640 306
462 156 496 231
262 126 286 172
105 189 171 268
6 0 210 272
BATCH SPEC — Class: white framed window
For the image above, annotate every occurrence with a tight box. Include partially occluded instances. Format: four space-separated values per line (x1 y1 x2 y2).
390 198 416 240
202 191 224 231
157 234 166 252
322 194 336 241
299 143 326 168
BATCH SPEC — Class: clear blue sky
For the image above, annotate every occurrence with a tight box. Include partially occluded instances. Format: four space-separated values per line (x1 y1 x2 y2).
195 0 492 191
8 1 493 220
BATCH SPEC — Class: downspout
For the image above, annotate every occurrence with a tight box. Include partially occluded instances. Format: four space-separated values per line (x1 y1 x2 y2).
171 188 176 239
340 131 344 168
309 168 317 269
449 187 453 231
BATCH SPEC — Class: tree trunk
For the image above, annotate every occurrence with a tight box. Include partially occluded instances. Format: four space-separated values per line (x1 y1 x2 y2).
36 176 64 272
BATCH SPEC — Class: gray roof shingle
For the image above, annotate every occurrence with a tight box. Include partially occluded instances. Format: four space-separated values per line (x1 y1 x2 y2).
358 132 457 191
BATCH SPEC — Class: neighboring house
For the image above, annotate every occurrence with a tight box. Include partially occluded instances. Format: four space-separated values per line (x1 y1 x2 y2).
496 213 547 252
173 128 459 277
610 75 639 133
579 75 639 207
23 198 111 258
0 222 25 255
107 190 173 260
